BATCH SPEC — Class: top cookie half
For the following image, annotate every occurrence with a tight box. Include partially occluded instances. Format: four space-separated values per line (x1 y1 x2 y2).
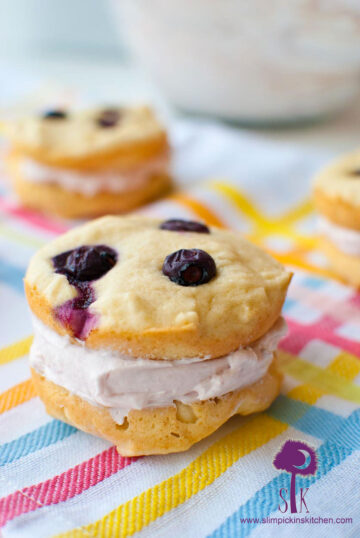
25 216 292 359
313 149 360 230
2 106 168 169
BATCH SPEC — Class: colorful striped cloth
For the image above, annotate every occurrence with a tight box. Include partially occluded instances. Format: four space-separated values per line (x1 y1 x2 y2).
1 118 359 537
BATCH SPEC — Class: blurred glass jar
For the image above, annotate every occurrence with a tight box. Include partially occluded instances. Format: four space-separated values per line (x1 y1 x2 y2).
114 0 360 124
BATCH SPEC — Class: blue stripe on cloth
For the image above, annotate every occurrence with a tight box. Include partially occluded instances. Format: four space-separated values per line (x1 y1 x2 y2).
300 276 325 290
0 420 77 467
281 298 296 313
0 258 25 294
208 408 360 538
268 395 345 439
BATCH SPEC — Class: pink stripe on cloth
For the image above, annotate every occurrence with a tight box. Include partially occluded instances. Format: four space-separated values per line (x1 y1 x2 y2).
0 196 70 236
289 285 360 324
0 446 138 527
349 294 360 309
281 317 360 357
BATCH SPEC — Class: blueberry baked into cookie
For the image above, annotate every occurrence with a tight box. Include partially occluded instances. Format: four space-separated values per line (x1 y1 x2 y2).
25 216 292 455
3 106 171 218
313 150 360 287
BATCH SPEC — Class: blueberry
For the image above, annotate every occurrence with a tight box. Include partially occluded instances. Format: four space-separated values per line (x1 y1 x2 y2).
52 245 117 282
52 246 116 339
55 283 97 339
162 249 216 286
160 219 210 234
96 108 121 128
42 109 67 120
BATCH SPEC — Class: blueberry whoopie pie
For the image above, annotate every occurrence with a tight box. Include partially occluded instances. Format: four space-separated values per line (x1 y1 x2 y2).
313 147 360 288
3 106 171 218
25 216 291 456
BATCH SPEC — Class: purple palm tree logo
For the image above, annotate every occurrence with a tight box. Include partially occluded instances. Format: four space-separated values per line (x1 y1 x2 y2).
273 440 317 513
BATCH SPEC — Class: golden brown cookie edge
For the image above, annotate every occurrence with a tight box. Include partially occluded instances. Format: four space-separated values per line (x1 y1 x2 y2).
31 357 282 456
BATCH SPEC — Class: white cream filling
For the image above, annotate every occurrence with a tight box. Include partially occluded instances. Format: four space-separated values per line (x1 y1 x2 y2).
318 216 360 256
29 316 287 425
19 153 169 197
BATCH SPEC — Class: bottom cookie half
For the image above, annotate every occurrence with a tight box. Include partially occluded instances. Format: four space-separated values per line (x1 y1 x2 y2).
31 357 282 456
10 166 172 219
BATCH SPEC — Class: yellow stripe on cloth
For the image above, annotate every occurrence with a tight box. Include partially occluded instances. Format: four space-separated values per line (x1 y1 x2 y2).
0 379 35 414
55 415 287 538
210 182 269 227
0 336 33 366
210 182 317 249
328 352 360 381
275 200 314 228
271 252 345 283
278 351 360 404
55 350 360 538
210 181 313 231
0 223 45 248
286 351 360 404
170 193 226 228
